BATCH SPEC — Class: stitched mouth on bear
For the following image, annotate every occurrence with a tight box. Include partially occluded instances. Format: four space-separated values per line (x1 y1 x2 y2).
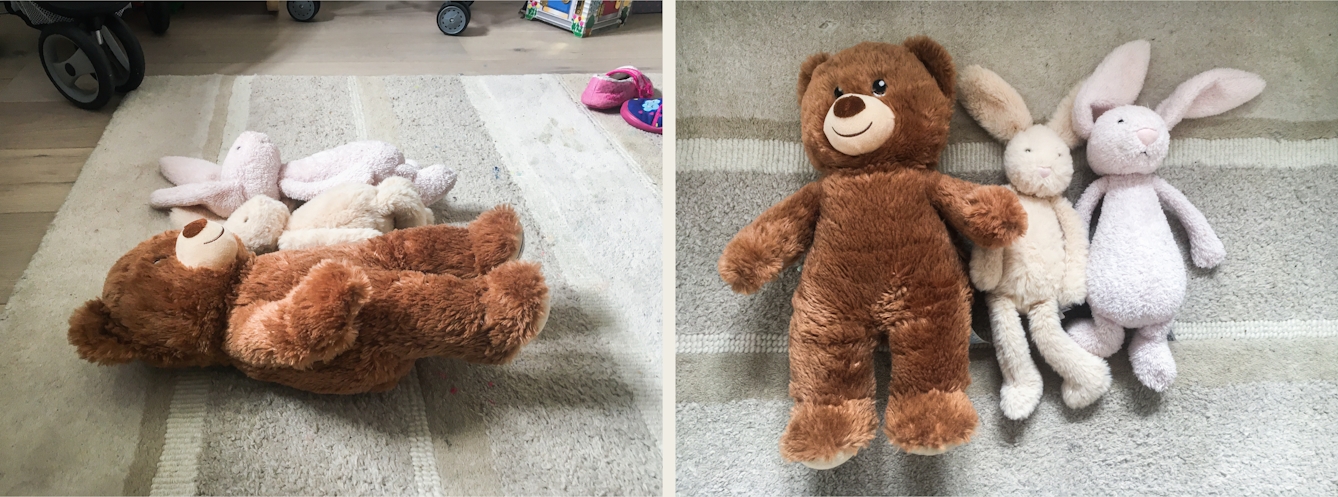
823 94 896 156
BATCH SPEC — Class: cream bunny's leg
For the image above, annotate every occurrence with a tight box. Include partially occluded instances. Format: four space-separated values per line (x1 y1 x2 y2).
987 294 1042 420
1129 321 1177 392
1028 300 1111 409
1067 314 1126 358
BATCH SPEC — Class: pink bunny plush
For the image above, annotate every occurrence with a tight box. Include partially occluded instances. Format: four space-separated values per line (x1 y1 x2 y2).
1065 40 1265 392
151 131 283 218
152 133 458 218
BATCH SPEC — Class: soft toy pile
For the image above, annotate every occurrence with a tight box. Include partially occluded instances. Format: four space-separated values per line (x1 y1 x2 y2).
719 36 1261 469
72 131 550 395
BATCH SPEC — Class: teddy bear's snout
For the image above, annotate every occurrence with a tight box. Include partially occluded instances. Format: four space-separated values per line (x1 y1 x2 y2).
824 94 896 157
183 219 207 238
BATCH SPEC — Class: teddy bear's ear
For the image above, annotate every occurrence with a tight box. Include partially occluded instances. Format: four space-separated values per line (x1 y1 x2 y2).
903 36 956 102
797 52 831 103
68 299 138 365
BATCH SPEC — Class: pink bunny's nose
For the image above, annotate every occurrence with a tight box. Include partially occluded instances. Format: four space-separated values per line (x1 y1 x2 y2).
1038 167 1052 178
1137 128 1158 146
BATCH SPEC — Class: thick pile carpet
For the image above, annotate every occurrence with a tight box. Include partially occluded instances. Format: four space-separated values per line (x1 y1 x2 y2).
675 2 1338 495
0 73 661 495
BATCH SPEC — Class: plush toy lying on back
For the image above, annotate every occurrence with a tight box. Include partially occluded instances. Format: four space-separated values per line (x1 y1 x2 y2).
69 207 550 394
718 37 1027 468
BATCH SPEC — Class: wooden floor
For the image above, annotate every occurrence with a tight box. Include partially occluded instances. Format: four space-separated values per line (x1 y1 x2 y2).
0 1 662 313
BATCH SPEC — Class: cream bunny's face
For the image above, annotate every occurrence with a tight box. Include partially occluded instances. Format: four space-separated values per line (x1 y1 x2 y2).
1085 105 1170 175
1004 125 1074 197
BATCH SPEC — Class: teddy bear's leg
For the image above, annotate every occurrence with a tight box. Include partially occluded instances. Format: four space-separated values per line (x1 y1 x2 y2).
1066 314 1127 358
779 298 879 469
1028 300 1112 409
986 294 1042 420
226 260 370 369
880 285 977 456
1128 320 1177 392
373 260 549 364
354 206 523 278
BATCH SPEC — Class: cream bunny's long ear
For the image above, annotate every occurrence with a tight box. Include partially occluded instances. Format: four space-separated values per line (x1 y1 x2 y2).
1155 68 1265 130
1072 40 1151 139
1045 77 1086 149
957 65 1032 142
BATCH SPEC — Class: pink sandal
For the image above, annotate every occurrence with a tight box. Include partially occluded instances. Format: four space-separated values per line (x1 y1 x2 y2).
581 66 654 110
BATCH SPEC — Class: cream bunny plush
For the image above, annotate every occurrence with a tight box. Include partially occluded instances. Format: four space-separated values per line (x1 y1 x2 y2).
958 66 1111 419
170 176 434 254
1064 40 1264 392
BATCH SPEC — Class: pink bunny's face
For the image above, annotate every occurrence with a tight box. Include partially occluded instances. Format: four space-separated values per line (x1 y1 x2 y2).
1085 105 1169 175
220 131 283 199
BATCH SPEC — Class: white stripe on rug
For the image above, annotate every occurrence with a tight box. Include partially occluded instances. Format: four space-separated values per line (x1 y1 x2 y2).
346 76 444 496
679 138 1338 174
150 75 250 496
461 74 662 443
148 371 212 496
679 320 1338 354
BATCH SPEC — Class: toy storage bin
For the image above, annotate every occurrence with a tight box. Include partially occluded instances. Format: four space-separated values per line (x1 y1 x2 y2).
522 0 631 38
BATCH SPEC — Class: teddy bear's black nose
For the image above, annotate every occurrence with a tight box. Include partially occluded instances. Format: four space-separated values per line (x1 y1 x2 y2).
183 219 207 238
833 95 865 118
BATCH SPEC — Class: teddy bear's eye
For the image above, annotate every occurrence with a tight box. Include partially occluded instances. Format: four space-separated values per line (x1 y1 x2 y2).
1118 119 1124 123
872 79 887 96
153 256 166 265
1025 148 1032 152
833 86 843 98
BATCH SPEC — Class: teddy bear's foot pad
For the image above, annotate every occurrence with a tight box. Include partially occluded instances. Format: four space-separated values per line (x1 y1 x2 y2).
477 261 550 363
779 399 877 466
885 389 977 455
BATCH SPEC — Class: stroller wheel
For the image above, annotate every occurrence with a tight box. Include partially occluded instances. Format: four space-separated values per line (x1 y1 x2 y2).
437 2 470 36
146 2 171 35
38 23 116 110
287 1 319 22
100 15 146 93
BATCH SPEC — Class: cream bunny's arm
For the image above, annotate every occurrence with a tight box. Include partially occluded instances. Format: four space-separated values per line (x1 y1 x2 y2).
969 244 1005 292
1152 176 1225 268
1074 177 1109 227
1051 196 1089 306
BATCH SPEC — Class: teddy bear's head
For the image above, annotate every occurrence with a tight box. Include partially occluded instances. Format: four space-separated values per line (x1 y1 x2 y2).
797 37 957 172
68 219 252 368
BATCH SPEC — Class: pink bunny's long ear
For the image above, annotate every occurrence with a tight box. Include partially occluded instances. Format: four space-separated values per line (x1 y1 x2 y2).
1154 68 1265 129
159 156 222 185
1072 40 1152 139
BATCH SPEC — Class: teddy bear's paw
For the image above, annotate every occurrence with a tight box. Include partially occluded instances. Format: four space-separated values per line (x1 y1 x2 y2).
478 261 550 363
470 205 525 274
999 382 1042 420
964 186 1029 248
779 399 877 469
885 389 978 455
718 236 786 295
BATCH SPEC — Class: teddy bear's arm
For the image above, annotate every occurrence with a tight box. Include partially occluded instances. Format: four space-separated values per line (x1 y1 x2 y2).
929 173 1028 249
1152 176 1225 269
226 260 370 369
1052 196 1089 307
718 181 823 295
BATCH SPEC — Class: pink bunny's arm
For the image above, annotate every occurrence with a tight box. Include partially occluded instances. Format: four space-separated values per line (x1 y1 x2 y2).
1074 176 1109 227
1051 196 1089 306
1152 176 1225 268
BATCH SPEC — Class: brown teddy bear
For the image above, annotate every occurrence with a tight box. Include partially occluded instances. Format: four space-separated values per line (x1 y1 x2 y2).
68 206 551 394
718 37 1028 468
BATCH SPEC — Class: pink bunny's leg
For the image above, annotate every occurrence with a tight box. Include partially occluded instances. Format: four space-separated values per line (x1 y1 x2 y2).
1128 321 1176 392
1067 315 1125 358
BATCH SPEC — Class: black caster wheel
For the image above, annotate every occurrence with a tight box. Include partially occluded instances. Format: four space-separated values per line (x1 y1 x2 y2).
145 2 170 35
437 1 470 36
100 15 145 93
287 1 319 22
38 22 116 110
